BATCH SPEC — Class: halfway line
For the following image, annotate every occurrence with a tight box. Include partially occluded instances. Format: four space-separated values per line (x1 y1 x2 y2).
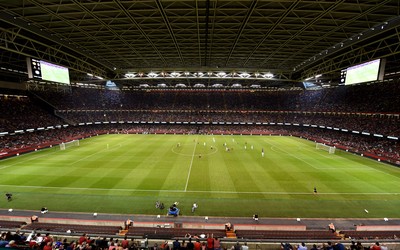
184 137 198 191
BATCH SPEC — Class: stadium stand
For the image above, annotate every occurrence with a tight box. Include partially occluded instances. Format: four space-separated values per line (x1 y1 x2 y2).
0 220 27 229
0 93 63 132
23 222 121 235
28 81 400 113
1 81 400 245
0 81 400 164
1 1 400 246
235 230 340 240
1 209 400 248
125 227 226 239
0 215 399 250
341 230 400 240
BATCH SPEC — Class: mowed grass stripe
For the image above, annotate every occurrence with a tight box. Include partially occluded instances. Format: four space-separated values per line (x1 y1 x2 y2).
200 137 236 195
289 136 400 192
264 137 392 193
39 135 133 190
262 138 317 193
1 184 398 195
268 137 400 195
231 139 276 195
1 134 400 217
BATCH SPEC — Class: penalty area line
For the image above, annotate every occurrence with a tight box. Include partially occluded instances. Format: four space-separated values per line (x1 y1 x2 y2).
0 150 59 171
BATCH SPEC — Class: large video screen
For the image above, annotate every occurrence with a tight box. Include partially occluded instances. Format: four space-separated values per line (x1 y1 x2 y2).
27 58 70 84
342 59 385 85
303 81 322 90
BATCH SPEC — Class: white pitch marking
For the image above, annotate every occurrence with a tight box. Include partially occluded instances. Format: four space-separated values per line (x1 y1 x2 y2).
0 150 59 170
184 137 198 192
0 184 398 195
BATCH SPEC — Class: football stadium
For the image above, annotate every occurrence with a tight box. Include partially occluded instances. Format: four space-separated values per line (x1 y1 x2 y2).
0 1 400 250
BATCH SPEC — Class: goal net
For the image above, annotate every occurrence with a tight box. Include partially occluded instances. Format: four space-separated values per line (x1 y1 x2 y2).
60 140 80 150
316 143 335 154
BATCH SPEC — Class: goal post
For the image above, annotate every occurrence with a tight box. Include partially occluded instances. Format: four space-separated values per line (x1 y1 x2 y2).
60 140 80 150
316 143 335 154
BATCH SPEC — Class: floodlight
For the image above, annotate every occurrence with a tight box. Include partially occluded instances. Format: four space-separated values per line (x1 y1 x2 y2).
148 72 158 78
232 83 242 88
239 72 250 78
170 72 181 77
216 72 227 78
263 73 274 79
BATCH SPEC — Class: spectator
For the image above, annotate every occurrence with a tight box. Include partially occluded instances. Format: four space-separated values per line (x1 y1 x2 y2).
43 241 52 250
161 241 170 250
335 242 345 250
281 243 293 250
298 243 307 250
194 240 201 250
213 237 221 250
121 236 130 249
206 234 213 250
186 239 194 250
173 239 181 250
232 242 241 250
370 242 381 250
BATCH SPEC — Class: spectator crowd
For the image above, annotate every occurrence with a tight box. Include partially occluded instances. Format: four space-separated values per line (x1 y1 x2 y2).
0 229 393 250
0 80 399 163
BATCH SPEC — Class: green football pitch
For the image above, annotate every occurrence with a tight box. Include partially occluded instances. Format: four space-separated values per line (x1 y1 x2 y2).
1 134 400 218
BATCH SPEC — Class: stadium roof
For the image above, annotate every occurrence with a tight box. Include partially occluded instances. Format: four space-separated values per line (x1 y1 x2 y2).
1 0 400 88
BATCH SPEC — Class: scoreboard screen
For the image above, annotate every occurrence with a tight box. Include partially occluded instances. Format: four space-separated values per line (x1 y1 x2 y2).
341 59 385 85
27 58 70 84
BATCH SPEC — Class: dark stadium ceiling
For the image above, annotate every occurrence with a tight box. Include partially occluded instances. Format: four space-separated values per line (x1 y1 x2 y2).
1 0 400 88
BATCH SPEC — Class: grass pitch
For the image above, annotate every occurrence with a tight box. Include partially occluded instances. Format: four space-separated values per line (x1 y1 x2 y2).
1 134 400 218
